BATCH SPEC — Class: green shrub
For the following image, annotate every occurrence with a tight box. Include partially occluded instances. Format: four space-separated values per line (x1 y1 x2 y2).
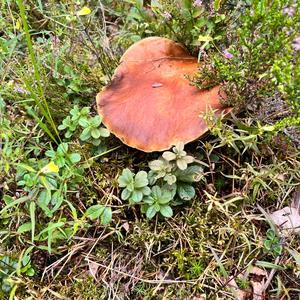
191 0 300 119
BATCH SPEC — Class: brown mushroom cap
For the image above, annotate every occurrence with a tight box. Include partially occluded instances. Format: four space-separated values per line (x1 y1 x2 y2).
96 37 230 152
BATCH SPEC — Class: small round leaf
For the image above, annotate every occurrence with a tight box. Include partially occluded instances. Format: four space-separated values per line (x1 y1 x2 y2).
160 205 173 218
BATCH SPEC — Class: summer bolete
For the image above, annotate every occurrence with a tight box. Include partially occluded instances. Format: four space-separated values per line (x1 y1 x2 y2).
96 37 230 152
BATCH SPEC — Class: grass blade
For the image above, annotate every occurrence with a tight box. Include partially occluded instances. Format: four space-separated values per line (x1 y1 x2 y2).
27 107 58 143
29 201 36 244
17 0 61 143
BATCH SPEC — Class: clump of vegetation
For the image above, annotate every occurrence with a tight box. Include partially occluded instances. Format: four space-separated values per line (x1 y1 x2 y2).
118 143 202 219
191 0 300 121
0 0 299 299
59 105 110 146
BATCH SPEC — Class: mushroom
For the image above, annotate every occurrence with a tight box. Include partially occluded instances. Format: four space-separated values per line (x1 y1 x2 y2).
96 37 231 152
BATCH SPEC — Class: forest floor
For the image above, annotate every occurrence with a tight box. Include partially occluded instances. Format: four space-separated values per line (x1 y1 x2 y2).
1 1 300 299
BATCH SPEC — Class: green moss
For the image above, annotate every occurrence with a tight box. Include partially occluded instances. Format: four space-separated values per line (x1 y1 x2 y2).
58 277 105 299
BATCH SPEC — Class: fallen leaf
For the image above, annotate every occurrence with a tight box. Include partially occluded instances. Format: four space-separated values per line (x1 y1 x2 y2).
226 276 249 300
292 185 300 210
40 161 59 174
76 6 91 16
225 266 269 300
249 266 267 279
88 260 99 279
269 206 300 233
192 296 206 300
249 267 268 300
274 173 285 181
15 19 21 30
122 222 130 232
286 248 300 266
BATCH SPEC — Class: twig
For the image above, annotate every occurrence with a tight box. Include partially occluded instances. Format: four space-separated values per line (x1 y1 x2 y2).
252 256 281 300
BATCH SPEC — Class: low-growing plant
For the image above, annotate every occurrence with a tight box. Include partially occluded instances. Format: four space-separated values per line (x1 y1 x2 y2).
236 278 250 290
203 111 275 155
188 259 203 279
142 185 173 219
118 169 151 203
59 106 110 146
0 254 34 296
263 228 283 257
116 0 230 53
54 64 93 100
148 143 203 202
45 143 81 168
79 115 110 146
0 256 17 294
118 143 203 219
15 153 82 218
84 204 112 225
58 106 90 138
191 0 300 119
1 139 113 256
162 143 194 170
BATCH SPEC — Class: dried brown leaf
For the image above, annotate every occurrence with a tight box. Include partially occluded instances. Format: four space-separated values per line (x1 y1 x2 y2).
227 276 249 300
269 206 300 233
249 267 268 300
88 260 99 279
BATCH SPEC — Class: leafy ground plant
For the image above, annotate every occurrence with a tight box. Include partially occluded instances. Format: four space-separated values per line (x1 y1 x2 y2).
118 169 151 203
118 143 204 219
142 185 173 219
59 106 110 146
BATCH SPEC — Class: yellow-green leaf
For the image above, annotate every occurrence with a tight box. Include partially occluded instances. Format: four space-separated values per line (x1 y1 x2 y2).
76 6 91 16
15 19 21 30
214 0 221 11
198 35 213 42
41 161 59 174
